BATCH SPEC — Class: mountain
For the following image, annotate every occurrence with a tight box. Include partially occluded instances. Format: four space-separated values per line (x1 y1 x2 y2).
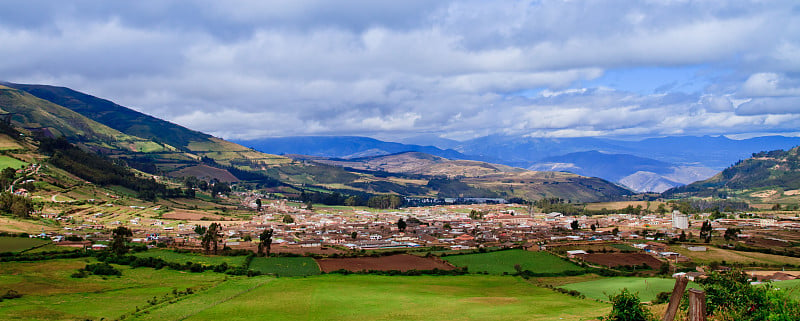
296 151 633 202
232 135 474 160
457 134 800 170
527 151 718 193
2 82 632 202
0 84 173 154
310 151 525 177
664 146 800 199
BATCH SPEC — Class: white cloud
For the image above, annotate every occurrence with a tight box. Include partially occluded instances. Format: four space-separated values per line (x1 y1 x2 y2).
1 0 799 140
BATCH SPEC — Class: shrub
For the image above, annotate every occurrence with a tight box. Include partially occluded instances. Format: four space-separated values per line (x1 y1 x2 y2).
602 288 654 321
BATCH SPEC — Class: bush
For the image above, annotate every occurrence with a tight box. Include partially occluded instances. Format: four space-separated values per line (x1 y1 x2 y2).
602 288 654 321
694 270 800 320
84 262 122 276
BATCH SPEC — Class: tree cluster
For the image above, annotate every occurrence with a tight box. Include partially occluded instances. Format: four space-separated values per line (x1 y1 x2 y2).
0 192 34 218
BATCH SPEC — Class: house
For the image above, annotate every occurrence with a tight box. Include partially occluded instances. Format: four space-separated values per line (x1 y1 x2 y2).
566 250 588 258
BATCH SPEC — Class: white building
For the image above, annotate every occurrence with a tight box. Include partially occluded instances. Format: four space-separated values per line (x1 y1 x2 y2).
672 210 689 229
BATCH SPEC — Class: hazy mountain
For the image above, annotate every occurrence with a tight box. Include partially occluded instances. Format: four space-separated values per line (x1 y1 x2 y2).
527 151 718 192
233 136 474 161
457 134 800 170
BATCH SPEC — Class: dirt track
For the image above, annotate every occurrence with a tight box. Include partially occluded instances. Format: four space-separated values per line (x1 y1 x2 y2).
316 254 455 272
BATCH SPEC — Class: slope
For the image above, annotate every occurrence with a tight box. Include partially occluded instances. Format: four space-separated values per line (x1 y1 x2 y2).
0 85 171 154
664 146 800 199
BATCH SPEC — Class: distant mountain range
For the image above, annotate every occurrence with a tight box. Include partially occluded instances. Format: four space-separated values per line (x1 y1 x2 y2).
233 134 800 192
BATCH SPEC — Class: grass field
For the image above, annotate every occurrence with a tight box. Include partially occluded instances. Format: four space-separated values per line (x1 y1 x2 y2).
248 256 320 276
558 277 700 302
0 258 228 320
0 155 27 169
768 279 800 300
0 236 50 253
139 274 608 321
669 245 800 266
443 250 585 274
133 249 248 267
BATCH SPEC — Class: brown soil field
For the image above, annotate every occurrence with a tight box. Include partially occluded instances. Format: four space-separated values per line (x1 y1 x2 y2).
229 243 347 255
316 254 455 272
168 164 239 183
577 253 664 269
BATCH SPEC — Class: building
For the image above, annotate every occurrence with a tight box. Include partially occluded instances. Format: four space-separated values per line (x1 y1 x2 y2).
672 210 689 229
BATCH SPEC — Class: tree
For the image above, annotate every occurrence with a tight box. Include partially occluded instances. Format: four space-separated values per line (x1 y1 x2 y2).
601 288 653 321
724 228 740 241
656 203 667 215
282 215 294 224
397 218 407 232
611 227 619 236
255 198 262 211
570 220 579 231
258 228 273 257
679 230 687 242
201 223 222 254
351 231 357 240
590 224 597 232
305 201 313 210
110 226 132 255
194 225 207 236
700 220 713 242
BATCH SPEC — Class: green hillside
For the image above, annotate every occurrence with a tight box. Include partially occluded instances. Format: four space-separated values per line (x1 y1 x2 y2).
0 85 171 154
5 83 211 150
664 146 800 199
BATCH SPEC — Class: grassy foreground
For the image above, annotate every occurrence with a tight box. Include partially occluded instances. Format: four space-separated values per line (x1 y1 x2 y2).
0 258 227 320
443 249 584 274
152 275 608 321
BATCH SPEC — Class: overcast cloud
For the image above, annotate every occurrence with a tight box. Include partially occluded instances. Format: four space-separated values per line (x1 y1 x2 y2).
1 0 799 141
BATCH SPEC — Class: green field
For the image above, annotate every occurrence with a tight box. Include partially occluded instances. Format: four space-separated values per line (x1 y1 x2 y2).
0 236 50 253
139 275 609 321
558 277 700 302
0 258 228 320
443 250 585 274
248 256 320 276
0 155 27 169
768 279 800 300
133 249 248 267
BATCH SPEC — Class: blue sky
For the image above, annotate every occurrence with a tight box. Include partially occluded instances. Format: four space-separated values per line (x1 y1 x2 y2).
1 0 799 141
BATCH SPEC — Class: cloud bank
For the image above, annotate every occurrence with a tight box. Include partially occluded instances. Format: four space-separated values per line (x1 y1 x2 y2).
1 0 799 141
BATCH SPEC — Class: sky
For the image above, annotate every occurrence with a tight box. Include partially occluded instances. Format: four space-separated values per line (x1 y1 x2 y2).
1 0 800 142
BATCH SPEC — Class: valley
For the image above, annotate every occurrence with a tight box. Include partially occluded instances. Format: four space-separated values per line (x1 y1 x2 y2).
0 83 798 320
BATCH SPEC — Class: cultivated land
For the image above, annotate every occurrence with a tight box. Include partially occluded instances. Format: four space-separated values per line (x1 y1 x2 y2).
442 250 584 274
0 236 50 253
668 245 800 266
149 275 610 321
133 249 249 267
249 256 321 276
315 254 454 272
0 258 227 321
558 277 700 302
